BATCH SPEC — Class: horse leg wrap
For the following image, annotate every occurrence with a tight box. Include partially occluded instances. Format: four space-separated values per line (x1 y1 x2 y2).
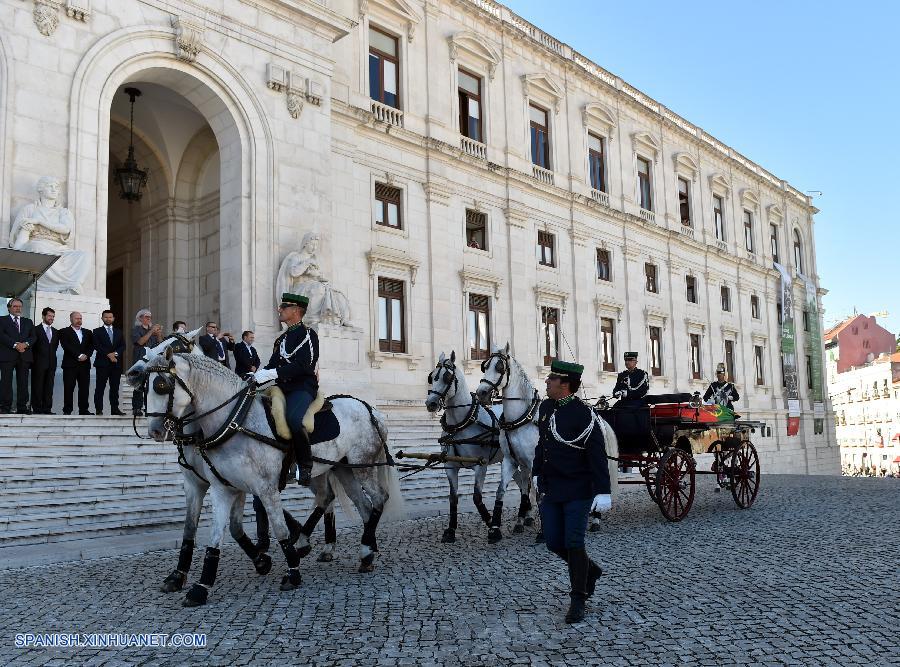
490 501 504 528
177 538 194 572
301 507 325 537
361 508 383 551
518 493 532 517
198 547 220 587
253 497 270 552
324 512 337 544
278 538 302 590
472 491 491 526
448 495 459 532
235 534 258 560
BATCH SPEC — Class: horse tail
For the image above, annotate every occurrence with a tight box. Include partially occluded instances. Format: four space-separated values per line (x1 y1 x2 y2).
599 416 619 499
373 408 406 522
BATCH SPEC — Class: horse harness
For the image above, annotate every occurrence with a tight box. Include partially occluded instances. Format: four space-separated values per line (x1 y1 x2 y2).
479 350 541 432
428 359 500 463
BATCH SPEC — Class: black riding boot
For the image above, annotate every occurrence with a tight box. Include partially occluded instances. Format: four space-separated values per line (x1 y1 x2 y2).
565 547 589 624
293 427 313 487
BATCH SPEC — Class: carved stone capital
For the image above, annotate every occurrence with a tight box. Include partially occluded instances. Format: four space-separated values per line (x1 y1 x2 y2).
33 1 61 37
171 15 204 63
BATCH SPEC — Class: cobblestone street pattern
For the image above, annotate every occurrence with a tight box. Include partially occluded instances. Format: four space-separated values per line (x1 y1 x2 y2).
1 475 898 666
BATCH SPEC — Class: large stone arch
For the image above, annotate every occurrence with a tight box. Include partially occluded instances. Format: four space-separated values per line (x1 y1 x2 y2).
67 26 276 331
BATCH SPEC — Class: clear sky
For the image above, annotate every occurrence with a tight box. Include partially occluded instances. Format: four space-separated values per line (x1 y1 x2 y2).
505 0 899 337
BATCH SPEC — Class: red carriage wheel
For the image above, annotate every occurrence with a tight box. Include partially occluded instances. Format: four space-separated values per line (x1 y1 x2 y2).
654 448 695 522
729 441 761 509
640 453 660 501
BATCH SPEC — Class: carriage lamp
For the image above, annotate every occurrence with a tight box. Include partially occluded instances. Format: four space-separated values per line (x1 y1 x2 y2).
116 87 149 202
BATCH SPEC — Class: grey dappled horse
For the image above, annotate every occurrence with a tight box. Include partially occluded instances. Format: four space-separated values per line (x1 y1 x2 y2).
138 348 399 606
425 351 524 543
475 344 619 536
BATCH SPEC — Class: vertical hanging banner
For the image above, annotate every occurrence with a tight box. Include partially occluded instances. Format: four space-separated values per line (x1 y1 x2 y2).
775 262 801 436
800 274 826 434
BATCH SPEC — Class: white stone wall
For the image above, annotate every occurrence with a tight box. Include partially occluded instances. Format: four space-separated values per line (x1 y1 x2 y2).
0 0 837 473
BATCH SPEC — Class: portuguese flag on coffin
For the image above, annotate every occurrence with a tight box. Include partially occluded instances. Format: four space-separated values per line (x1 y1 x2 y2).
650 403 736 423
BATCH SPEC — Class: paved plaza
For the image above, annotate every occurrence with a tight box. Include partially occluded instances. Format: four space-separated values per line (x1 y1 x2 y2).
1 474 898 666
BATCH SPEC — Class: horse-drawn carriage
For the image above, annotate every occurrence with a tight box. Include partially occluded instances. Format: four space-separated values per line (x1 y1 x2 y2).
596 393 765 522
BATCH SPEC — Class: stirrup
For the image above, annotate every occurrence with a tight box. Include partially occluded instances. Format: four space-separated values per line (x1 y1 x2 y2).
297 466 312 486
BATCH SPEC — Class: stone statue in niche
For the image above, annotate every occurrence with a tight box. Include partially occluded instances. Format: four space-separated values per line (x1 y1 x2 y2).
275 231 352 327
10 176 90 293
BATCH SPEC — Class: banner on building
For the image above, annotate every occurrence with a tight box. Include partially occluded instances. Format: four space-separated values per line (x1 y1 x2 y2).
800 273 826 434
774 262 800 436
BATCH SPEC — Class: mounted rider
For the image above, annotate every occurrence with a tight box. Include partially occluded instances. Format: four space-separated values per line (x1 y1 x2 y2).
252 293 318 486
704 363 740 410
533 360 610 624
611 351 649 406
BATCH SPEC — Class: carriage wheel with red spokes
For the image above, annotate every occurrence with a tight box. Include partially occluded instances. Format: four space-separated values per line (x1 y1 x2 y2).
641 454 660 501
654 448 696 522
728 441 761 509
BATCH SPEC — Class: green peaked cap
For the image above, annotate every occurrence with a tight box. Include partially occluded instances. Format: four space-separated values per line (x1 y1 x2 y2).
281 292 309 307
548 359 584 379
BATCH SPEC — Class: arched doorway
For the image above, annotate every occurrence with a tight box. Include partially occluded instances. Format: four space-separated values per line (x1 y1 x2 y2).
107 81 222 336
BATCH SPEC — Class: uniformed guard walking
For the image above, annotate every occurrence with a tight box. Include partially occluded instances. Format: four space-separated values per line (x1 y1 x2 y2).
533 360 611 624
704 363 740 410
252 293 318 486
611 351 649 405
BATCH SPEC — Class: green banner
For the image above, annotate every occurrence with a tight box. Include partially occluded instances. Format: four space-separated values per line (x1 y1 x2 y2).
801 275 825 404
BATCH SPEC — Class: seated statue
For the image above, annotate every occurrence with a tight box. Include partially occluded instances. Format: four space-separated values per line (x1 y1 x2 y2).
275 231 351 327
10 176 89 293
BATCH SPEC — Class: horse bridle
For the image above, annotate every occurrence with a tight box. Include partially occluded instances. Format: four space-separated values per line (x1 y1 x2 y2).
143 358 197 436
479 350 511 396
427 359 459 411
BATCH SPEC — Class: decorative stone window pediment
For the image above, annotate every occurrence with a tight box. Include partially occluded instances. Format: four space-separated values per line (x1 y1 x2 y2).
594 296 623 320
522 73 564 114
631 131 661 158
460 267 503 299
367 246 420 283
684 317 706 333
535 282 569 311
582 102 616 134
360 0 420 40
448 31 501 79
673 152 700 180
741 188 761 211
644 306 668 329
720 325 739 337
709 173 730 198
767 203 784 224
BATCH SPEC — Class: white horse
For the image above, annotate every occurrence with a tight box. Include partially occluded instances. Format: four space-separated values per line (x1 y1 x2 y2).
474 343 541 542
475 344 619 537
138 348 399 606
424 351 504 543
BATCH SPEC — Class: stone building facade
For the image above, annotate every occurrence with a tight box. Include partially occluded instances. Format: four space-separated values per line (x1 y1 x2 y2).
0 0 836 473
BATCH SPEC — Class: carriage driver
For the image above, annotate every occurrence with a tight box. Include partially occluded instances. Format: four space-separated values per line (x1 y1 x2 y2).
611 351 649 405
533 360 611 624
252 293 319 486
704 363 740 410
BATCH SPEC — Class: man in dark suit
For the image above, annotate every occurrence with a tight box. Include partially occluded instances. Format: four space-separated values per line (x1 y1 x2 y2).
198 321 234 369
233 330 261 377
0 297 37 414
60 311 94 415
92 309 126 416
31 306 60 414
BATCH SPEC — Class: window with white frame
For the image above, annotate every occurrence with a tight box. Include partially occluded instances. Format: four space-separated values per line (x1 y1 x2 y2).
690 333 702 380
588 133 606 193
466 209 487 250
754 345 765 385
458 68 483 143
529 104 551 169
637 156 653 211
377 277 405 352
600 317 616 372
468 294 491 360
369 27 399 108
649 326 662 376
542 306 559 366
678 177 691 227
714 194 726 241
743 210 754 252
596 248 611 281
374 183 402 229
537 230 555 267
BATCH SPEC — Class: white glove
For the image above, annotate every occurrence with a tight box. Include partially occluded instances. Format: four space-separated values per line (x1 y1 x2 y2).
613 390 624 400
590 494 612 513
252 368 279 385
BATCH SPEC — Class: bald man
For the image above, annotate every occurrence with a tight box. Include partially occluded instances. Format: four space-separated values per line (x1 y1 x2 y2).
60 311 94 415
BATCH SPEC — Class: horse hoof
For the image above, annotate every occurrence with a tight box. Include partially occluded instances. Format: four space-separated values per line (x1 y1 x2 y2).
297 544 312 559
589 523 602 533
317 552 334 563
512 523 524 534
253 553 272 575
441 530 456 544
160 570 186 593
182 584 208 607
279 570 302 591
523 517 535 527
487 529 503 543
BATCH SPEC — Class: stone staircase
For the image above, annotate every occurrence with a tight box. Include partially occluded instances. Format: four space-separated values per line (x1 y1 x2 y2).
0 407 505 567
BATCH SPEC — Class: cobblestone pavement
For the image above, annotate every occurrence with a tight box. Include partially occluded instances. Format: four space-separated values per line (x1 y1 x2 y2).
1 474 898 666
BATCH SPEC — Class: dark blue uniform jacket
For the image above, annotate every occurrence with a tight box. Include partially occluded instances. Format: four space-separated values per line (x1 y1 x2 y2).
265 323 319 394
533 397 611 503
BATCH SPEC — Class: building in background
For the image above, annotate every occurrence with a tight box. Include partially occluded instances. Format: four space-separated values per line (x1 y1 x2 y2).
826 315 900 475
0 0 835 473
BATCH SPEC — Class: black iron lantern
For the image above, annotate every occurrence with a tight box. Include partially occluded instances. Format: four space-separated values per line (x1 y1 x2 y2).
116 87 148 202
